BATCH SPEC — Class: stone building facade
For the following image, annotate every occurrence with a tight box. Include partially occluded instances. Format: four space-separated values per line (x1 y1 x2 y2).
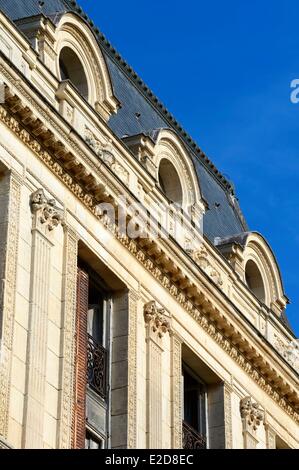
0 0 298 449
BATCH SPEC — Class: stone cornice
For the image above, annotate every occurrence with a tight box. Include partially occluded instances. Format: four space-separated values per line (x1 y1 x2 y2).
0 80 298 424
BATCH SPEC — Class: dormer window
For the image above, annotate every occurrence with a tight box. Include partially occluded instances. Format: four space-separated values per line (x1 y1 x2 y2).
59 47 89 100
245 259 266 303
158 158 183 206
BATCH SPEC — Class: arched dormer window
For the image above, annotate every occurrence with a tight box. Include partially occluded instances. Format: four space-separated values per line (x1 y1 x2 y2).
245 259 265 303
158 158 183 206
215 232 288 316
149 129 205 217
59 46 89 100
54 13 119 121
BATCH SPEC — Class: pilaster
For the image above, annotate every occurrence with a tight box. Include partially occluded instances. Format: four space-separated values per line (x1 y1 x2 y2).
240 396 265 449
22 189 64 449
224 383 233 449
0 171 21 439
127 290 139 449
170 333 182 449
57 226 78 448
144 301 171 449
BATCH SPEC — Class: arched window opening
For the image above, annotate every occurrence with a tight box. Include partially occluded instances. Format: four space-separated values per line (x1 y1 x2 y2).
245 260 265 303
158 158 183 206
59 47 89 100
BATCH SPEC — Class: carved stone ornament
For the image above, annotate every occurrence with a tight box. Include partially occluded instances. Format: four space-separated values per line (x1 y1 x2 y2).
274 336 299 372
144 301 171 338
85 127 129 184
191 245 223 287
30 189 64 231
240 396 264 431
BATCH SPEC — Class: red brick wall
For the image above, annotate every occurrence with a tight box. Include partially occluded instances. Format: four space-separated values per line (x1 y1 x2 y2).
72 267 89 449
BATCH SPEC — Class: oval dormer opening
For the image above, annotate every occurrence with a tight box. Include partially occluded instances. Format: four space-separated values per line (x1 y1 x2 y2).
159 158 183 206
59 46 89 100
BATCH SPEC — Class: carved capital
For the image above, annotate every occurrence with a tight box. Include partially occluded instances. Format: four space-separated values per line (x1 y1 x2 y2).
30 189 64 231
240 396 264 431
144 301 171 338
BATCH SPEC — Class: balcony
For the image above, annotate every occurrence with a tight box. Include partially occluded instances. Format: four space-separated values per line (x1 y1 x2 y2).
87 334 108 399
182 421 207 449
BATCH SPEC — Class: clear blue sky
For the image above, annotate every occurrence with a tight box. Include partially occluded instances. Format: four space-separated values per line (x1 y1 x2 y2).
79 0 299 336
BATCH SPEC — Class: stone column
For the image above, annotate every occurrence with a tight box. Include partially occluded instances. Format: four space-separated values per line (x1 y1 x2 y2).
22 189 64 449
240 396 264 449
144 301 171 449
170 333 182 449
57 227 78 449
0 171 21 439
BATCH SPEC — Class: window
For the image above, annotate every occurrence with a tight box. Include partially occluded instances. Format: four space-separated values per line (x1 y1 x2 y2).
85 430 104 449
87 277 109 399
182 367 207 449
59 46 89 100
158 158 183 206
245 260 265 303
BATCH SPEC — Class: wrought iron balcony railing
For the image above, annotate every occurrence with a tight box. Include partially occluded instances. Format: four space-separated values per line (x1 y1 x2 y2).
87 334 108 399
182 421 207 449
